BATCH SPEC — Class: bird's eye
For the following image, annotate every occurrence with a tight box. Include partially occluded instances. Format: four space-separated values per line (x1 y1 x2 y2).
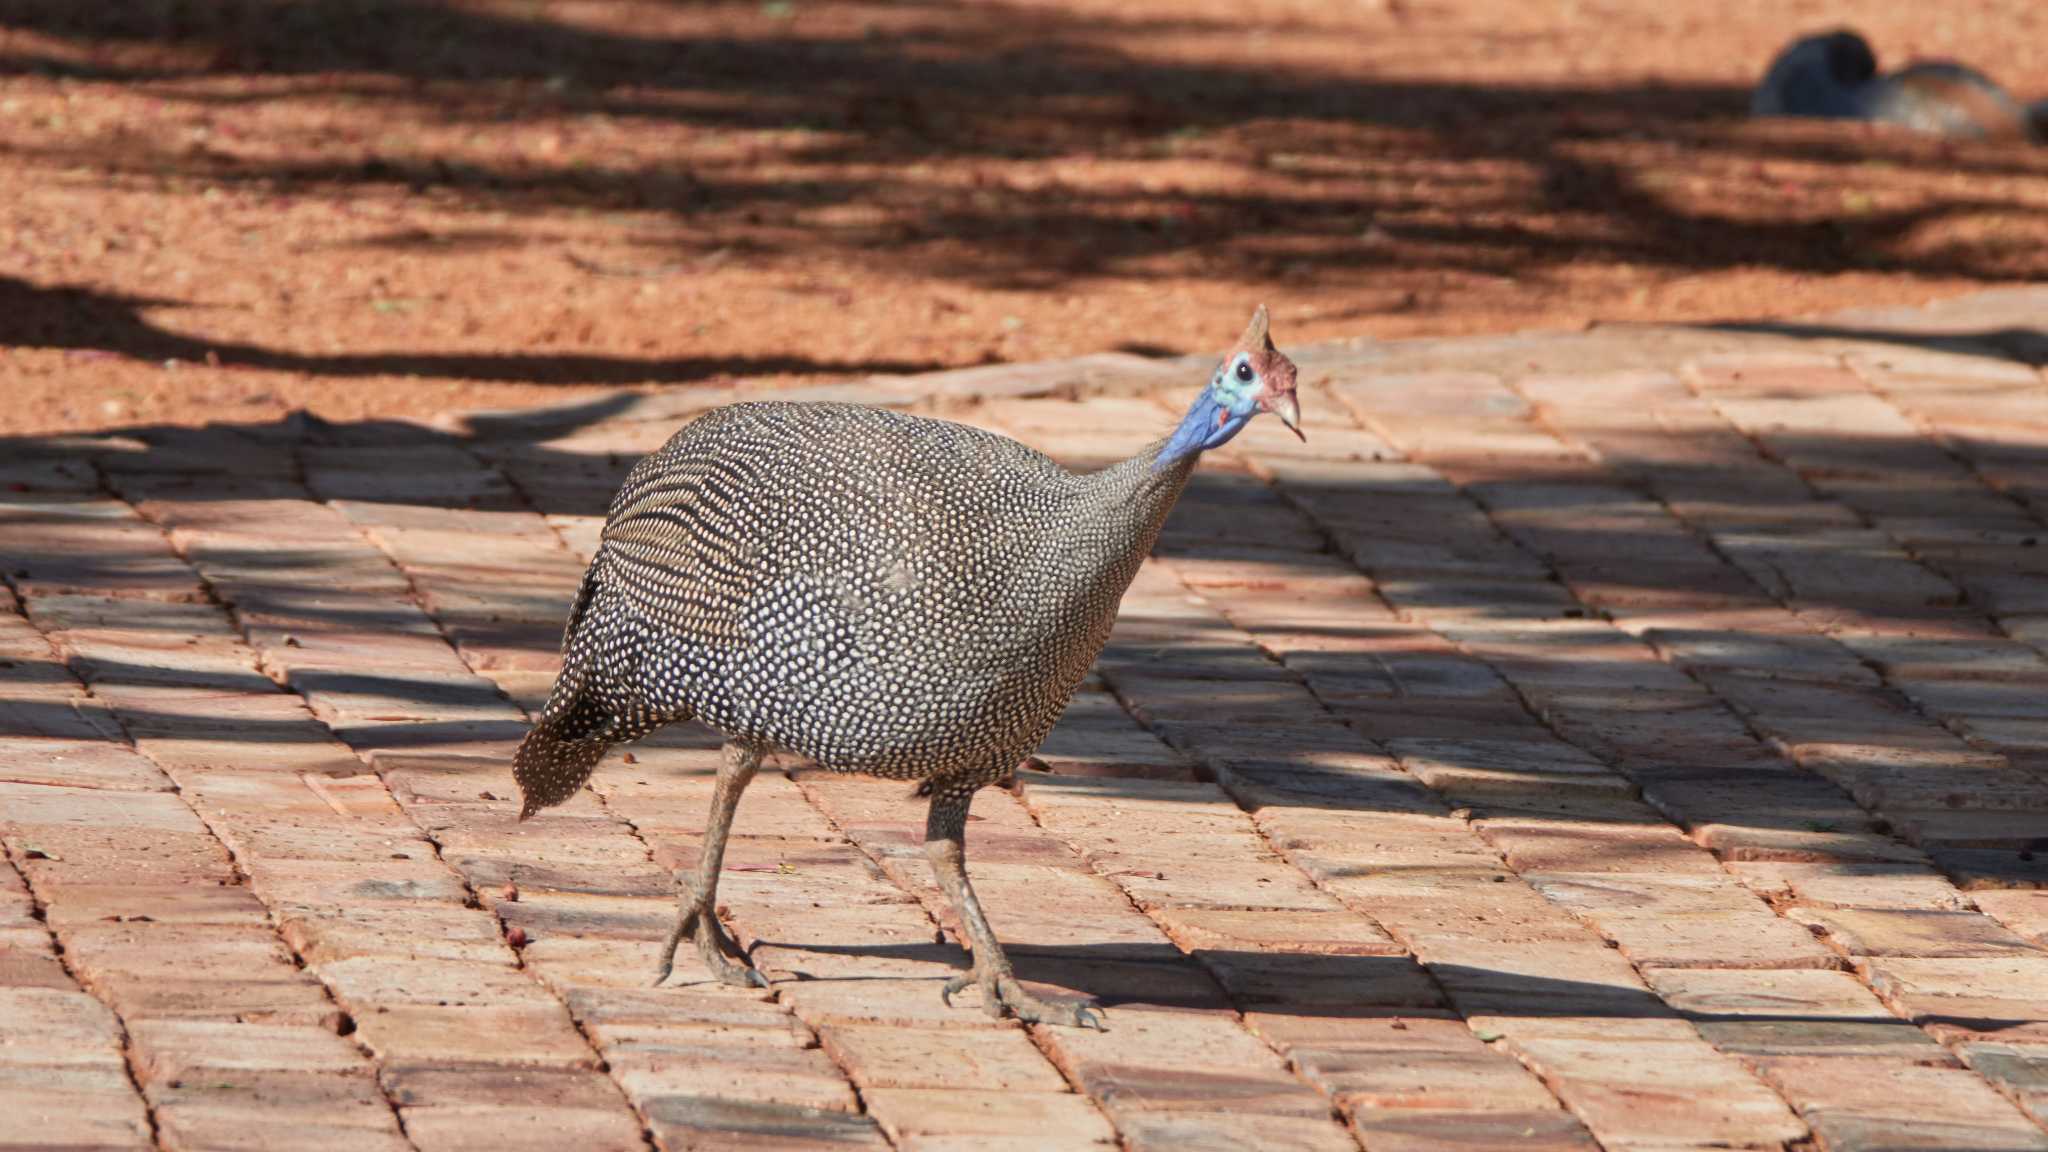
1234 360 1255 383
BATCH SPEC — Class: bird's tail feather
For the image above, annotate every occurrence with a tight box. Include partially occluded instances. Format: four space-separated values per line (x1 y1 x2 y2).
516 560 619 819
514 686 615 819
515 559 690 818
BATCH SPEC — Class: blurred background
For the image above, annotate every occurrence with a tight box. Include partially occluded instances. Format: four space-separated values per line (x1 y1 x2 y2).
1 0 2042 435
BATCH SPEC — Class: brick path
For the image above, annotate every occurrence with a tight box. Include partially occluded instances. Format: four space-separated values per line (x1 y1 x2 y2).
5 289 2048 1150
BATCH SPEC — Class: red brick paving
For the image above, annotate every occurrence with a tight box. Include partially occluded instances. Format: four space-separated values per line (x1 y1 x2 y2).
6 290 2048 1149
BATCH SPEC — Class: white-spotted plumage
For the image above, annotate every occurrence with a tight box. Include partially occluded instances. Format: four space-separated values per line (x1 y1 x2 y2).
515 400 1194 813
511 308 1301 1026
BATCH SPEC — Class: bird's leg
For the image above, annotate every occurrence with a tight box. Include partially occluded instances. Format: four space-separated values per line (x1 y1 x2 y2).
925 784 1104 1029
654 740 766 988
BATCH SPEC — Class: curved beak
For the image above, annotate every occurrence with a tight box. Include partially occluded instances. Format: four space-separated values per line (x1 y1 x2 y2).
1268 391 1305 442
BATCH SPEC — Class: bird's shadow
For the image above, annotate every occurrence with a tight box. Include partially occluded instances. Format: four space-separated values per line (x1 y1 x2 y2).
738 938 1986 1041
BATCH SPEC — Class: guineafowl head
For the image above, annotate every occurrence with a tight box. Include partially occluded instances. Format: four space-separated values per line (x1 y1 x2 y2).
1752 29 1879 118
1156 305 1303 470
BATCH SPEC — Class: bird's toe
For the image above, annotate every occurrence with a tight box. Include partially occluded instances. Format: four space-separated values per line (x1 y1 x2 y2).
984 975 1104 1029
710 960 769 989
939 972 976 1007
694 919 766 988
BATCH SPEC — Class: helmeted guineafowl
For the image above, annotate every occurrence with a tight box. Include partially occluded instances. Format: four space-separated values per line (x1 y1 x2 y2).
1753 29 2044 143
513 307 1303 1027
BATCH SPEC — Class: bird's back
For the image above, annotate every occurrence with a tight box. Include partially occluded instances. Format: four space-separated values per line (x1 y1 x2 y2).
1869 63 2031 140
1752 30 2035 141
588 402 1128 778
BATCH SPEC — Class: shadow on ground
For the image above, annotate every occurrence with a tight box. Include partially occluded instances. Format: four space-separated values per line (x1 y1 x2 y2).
746 939 2017 1040
0 276 944 384
3 0 2044 303
5 318 2047 893
1710 318 2048 367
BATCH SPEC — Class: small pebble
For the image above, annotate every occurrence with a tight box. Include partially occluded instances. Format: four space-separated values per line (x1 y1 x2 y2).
507 926 529 948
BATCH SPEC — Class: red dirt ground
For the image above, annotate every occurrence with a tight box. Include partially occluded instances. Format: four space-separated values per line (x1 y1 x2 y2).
2 0 2044 436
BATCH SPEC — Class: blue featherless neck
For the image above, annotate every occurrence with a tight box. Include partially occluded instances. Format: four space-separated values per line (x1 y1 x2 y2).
1154 366 1257 472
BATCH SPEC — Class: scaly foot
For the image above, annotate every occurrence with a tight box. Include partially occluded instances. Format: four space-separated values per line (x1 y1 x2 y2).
941 970 1105 1029
653 887 768 989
